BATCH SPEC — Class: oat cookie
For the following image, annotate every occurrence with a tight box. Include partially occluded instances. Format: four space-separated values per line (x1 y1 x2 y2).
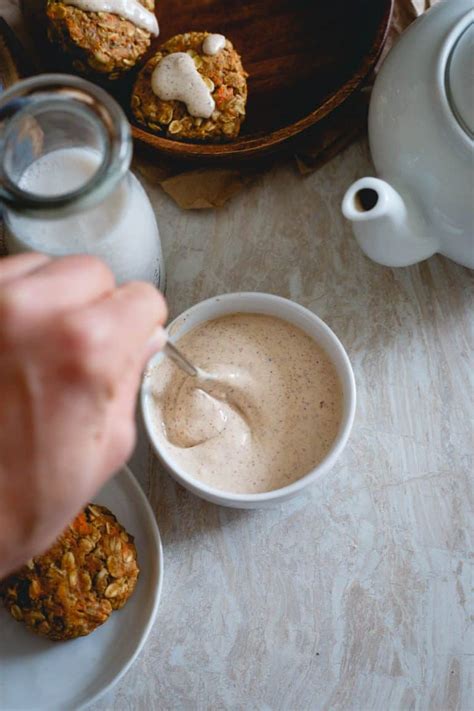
46 0 155 78
0 504 139 641
132 31 248 142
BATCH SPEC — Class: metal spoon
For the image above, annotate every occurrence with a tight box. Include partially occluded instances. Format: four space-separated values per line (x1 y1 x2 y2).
163 341 249 411
164 340 213 381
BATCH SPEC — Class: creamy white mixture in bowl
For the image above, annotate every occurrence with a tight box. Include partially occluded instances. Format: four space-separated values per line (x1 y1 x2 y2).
141 293 356 509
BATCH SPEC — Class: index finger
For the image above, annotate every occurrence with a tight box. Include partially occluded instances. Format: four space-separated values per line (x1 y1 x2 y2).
69 280 168 371
1 255 117 330
0 253 51 285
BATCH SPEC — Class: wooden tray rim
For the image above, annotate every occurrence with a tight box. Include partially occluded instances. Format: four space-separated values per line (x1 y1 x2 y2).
131 0 394 159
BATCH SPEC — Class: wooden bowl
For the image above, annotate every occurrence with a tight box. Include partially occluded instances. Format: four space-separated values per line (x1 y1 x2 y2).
22 0 392 161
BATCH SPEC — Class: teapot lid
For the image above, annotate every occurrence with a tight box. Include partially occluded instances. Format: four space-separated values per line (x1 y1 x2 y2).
446 21 474 137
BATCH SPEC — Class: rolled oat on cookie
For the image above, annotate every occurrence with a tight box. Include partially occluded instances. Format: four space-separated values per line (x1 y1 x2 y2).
0 504 139 641
46 0 158 78
132 31 248 142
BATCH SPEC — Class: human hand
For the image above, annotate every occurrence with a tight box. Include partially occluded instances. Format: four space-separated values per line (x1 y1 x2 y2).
0 253 167 578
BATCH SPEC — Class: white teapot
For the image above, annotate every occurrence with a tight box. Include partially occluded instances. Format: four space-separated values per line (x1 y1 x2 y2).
342 0 473 268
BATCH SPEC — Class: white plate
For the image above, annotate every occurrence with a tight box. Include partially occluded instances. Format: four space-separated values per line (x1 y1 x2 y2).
0 466 163 711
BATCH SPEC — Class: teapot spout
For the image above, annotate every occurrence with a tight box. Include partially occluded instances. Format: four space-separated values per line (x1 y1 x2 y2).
342 178 438 267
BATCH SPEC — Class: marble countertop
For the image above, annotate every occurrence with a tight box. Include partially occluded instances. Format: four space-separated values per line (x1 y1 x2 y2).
2 2 473 709
123 150 473 711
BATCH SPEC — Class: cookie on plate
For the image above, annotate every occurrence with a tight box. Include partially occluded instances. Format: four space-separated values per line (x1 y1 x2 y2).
132 31 248 141
46 0 158 79
0 504 139 641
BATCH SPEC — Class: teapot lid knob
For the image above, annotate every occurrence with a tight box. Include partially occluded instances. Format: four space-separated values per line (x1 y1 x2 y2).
447 20 474 137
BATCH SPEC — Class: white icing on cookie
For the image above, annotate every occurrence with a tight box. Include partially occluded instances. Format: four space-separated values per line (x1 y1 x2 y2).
63 0 159 36
202 34 226 56
151 52 215 119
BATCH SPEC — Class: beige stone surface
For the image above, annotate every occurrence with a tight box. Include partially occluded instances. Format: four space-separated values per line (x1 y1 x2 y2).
125 146 473 711
1 2 473 708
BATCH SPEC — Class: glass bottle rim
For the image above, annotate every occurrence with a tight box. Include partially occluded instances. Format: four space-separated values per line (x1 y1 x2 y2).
0 74 132 217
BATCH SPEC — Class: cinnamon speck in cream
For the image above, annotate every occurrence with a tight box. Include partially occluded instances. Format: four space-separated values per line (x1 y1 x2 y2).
150 314 343 494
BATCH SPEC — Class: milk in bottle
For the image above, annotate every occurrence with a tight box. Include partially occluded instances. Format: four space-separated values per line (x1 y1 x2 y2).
0 75 165 288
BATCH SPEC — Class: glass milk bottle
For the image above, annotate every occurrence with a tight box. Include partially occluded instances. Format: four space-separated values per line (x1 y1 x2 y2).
0 74 165 288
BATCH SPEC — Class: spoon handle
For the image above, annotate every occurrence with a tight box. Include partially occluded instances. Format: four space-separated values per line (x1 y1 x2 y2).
164 341 200 378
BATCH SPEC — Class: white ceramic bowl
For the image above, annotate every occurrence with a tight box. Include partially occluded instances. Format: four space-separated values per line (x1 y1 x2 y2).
141 293 356 509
